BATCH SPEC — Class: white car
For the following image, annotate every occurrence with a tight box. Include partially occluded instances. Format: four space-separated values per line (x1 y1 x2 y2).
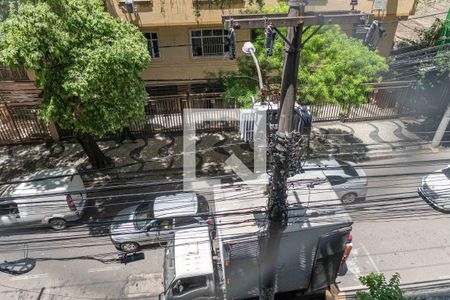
419 165 450 212
306 159 368 204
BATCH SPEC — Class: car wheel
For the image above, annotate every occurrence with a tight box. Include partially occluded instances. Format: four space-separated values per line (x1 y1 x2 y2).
49 218 67 230
341 193 357 204
120 242 139 253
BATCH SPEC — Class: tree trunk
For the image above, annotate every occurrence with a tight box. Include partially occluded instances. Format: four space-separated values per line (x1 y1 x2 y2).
77 133 113 169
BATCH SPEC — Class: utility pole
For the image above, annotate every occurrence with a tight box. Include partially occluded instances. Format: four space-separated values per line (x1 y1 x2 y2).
222 6 371 299
261 1 304 299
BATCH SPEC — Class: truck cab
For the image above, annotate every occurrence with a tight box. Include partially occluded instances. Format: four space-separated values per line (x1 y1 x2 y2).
162 225 216 300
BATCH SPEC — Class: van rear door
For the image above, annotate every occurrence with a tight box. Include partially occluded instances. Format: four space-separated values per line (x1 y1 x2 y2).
67 174 86 211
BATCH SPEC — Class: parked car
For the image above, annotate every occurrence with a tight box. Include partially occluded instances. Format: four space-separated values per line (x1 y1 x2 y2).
418 165 450 212
110 192 214 252
0 168 87 230
305 159 368 204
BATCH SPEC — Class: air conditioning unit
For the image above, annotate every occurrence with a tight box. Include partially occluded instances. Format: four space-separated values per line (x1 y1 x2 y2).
119 0 151 13
239 101 312 143
125 0 134 13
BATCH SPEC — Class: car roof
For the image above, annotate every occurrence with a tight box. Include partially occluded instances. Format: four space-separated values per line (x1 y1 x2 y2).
154 192 198 218
174 225 213 278
1 168 78 199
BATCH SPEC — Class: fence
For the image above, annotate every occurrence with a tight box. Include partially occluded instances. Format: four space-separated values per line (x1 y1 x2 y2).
0 81 50 145
309 88 415 122
130 93 232 136
0 64 29 81
56 93 235 139
0 102 51 145
3 81 446 145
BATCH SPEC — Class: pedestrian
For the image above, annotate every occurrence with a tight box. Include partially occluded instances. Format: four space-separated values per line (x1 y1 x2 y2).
115 126 137 146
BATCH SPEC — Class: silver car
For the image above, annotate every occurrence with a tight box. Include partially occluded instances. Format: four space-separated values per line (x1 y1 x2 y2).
419 165 450 212
306 159 368 204
110 192 212 252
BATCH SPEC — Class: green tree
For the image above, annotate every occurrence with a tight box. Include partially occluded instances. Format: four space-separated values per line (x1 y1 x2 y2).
0 0 150 169
398 17 447 48
357 272 406 300
213 4 388 108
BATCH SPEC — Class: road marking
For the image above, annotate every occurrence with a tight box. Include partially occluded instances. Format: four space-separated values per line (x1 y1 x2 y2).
10 273 48 281
361 243 380 273
438 275 450 280
346 248 362 278
87 265 122 273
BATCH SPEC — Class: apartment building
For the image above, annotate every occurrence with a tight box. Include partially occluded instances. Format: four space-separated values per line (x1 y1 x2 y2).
105 0 418 94
1 1 418 90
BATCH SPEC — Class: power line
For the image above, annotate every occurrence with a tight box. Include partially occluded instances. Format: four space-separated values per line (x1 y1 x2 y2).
1 157 448 203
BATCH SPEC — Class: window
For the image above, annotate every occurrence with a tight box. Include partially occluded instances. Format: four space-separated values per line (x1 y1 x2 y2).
143 32 160 58
134 201 155 230
443 167 450 180
0 203 18 216
326 176 347 186
191 29 230 57
336 159 359 177
172 275 207 296
175 216 198 228
159 218 173 230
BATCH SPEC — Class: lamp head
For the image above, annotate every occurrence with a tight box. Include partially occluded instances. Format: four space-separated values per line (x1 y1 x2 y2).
242 42 256 55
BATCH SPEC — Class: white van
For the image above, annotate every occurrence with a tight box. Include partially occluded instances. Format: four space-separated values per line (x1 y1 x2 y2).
0 168 87 230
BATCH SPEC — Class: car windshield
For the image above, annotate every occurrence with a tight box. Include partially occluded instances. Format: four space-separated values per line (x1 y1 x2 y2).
197 195 210 220
443 167 450 180
164 242 176 292
134 201 155 230
336 159 359 177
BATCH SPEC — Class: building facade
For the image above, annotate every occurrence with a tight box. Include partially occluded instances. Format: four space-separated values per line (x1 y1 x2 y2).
105 0 418 94
2 1 419 91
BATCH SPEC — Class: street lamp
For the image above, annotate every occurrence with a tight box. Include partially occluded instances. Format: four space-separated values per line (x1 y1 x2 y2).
242 42 264 91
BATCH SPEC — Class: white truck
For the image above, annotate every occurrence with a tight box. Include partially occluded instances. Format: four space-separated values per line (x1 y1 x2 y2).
161 169 352 299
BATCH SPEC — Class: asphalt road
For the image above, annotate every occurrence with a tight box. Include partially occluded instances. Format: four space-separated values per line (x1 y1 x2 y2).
337 151 450 296
0 178 218 300
0 150 449 299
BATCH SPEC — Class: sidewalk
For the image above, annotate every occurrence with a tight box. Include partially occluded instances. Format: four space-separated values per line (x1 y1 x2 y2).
0 117 447 184
311 116 449 161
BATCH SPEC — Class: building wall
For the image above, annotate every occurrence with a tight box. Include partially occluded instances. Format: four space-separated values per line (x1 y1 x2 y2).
101 0 419 88
306 0 417 17
107 0 417 27
106 0 279 27
141 26 249 84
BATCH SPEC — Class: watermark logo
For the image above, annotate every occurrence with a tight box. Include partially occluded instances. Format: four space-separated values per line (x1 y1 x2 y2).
183 109 267 191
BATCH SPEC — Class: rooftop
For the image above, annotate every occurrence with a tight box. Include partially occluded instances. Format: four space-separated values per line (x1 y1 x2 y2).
214 169 352 243
174 225 214 278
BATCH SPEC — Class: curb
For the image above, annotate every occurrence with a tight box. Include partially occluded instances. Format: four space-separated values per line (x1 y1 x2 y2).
325 144 450 162
337 277 450 299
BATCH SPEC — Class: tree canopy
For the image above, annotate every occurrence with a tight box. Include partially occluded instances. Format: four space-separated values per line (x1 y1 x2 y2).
357 272 406 300
0 0 150 137
214 4 388 108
